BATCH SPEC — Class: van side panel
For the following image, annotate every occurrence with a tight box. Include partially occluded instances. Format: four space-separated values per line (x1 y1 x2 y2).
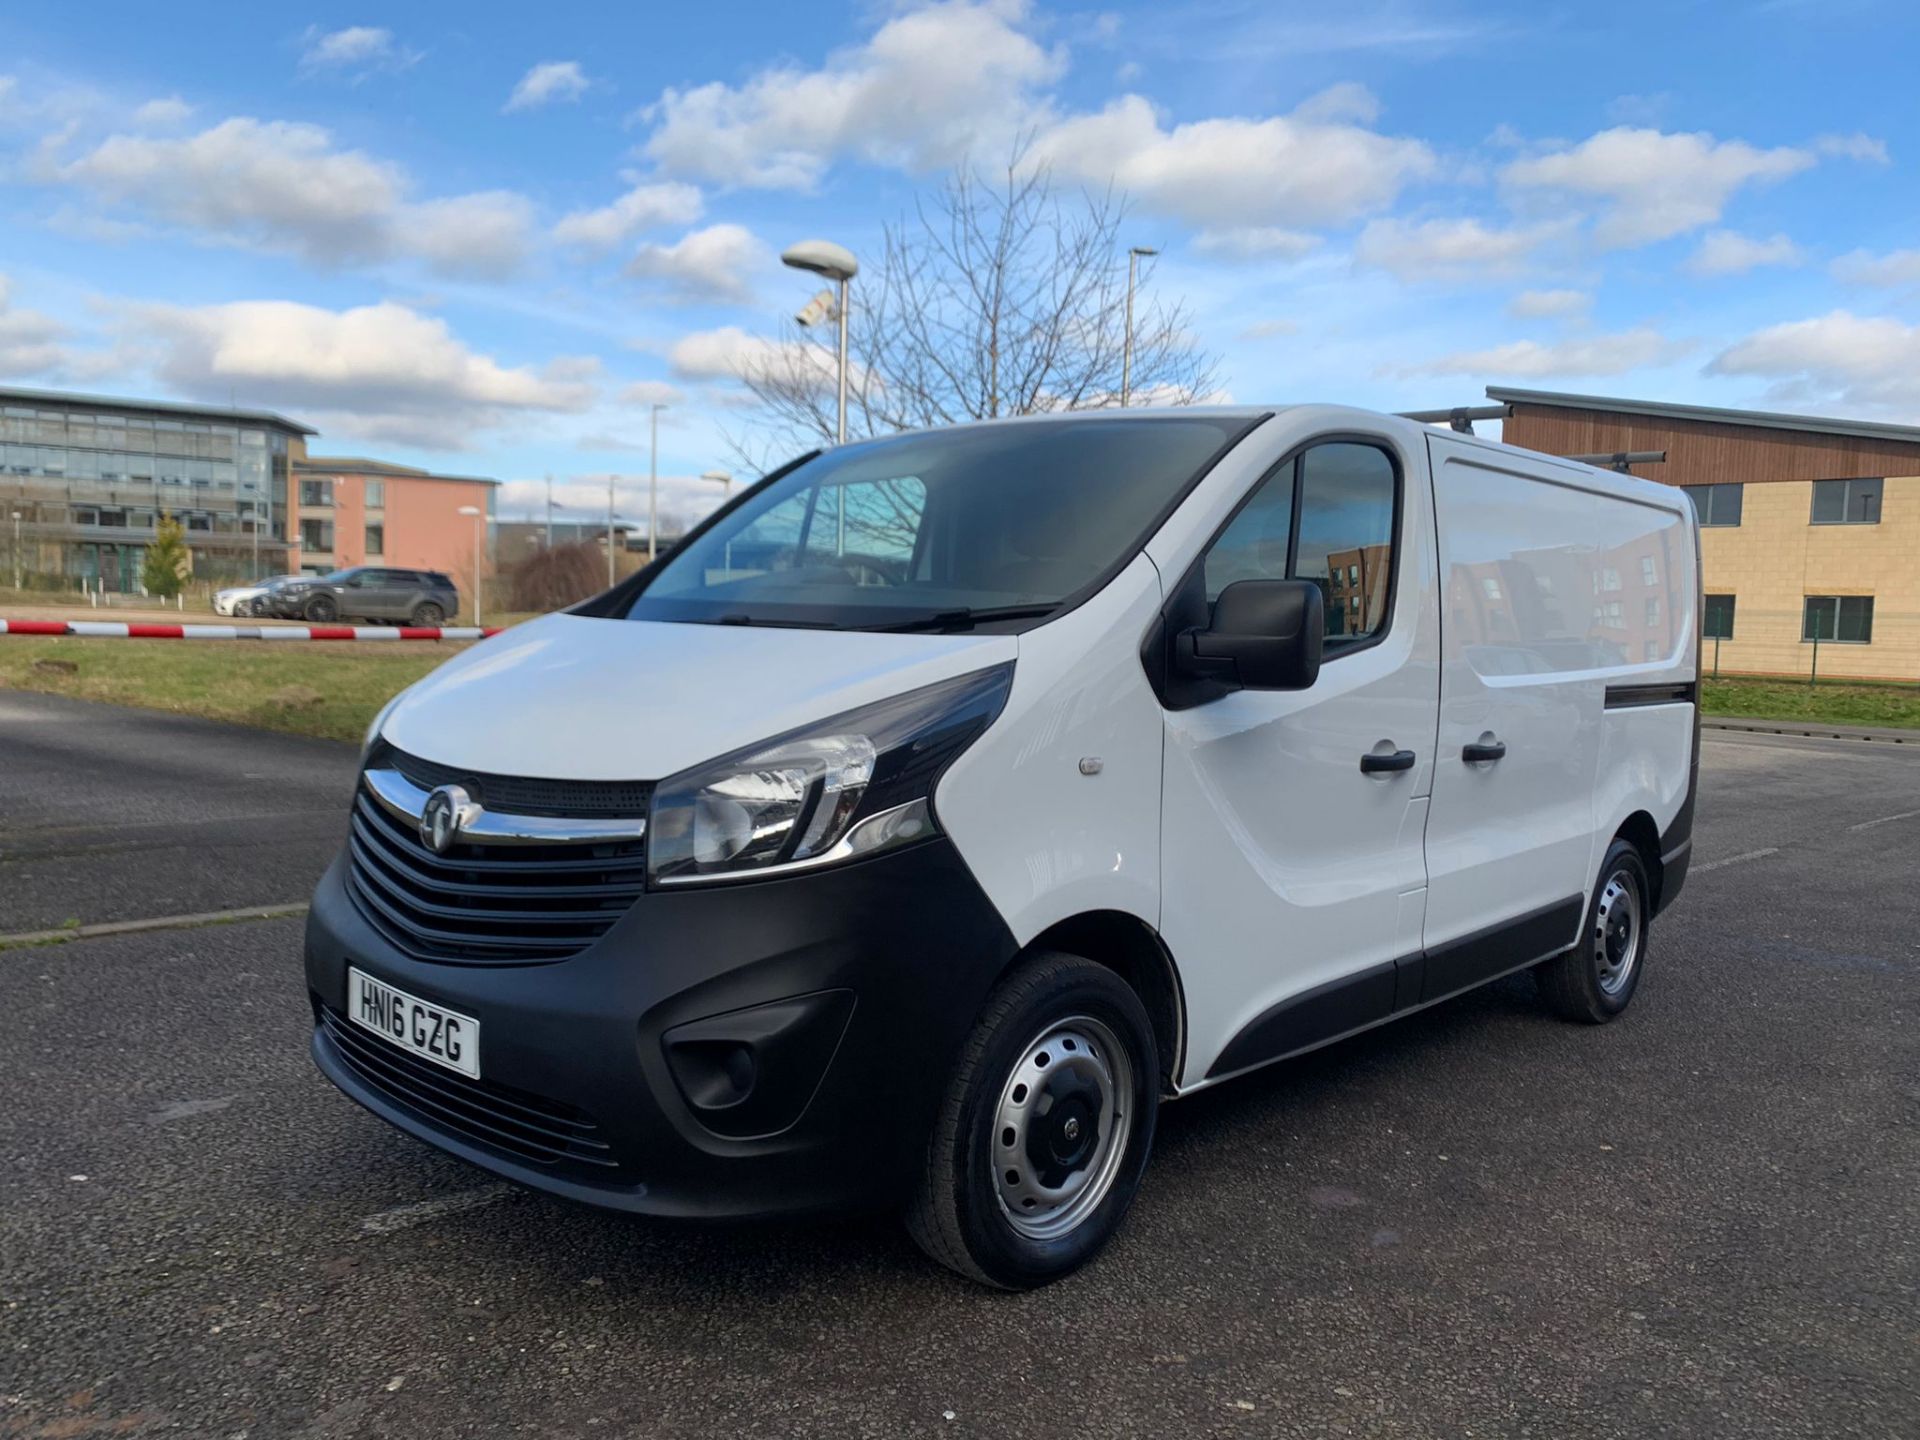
1422 438 1693 960
934 553 1168 949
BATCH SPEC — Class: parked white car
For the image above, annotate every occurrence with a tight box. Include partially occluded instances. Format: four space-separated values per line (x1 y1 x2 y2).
307 406 1701 1288
212 575 302 617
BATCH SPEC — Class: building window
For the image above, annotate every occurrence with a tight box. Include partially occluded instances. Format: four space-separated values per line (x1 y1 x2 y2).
299 478 334 508
365 479 385 508
1644 596 1661 627
1703 594 1736 640
1810 477 1882 525
365 521 384 556
300 518 335 553
1803 596 1874 644
1685 483 1744 527
1640 556 1657 586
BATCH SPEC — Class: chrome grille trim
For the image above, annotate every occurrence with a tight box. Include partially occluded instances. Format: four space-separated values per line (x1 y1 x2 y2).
363 766 647 846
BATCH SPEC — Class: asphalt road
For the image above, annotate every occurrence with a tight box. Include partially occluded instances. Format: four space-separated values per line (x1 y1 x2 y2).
2 692 1915 1438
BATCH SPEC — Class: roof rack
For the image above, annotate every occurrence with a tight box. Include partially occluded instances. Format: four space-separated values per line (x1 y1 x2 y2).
1397 402 1666 471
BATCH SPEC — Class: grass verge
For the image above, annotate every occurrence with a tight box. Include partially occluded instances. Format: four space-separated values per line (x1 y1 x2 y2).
1701 676 1920 730
0 635 460 742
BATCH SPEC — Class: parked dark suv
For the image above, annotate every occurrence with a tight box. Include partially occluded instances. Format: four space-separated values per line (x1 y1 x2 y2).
271 567 461 626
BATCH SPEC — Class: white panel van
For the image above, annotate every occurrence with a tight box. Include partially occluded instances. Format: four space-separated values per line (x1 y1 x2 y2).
306 407 1699 1288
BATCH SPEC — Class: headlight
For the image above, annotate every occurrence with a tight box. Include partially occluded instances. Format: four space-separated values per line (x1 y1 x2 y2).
647 663 1013 886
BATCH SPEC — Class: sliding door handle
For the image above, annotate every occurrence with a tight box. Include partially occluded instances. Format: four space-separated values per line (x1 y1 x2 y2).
1360 748 1417 774
1462 739 1507 763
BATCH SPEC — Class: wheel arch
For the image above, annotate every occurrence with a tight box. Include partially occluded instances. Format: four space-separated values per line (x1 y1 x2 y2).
1019 910 1186 1094
1614 809 1664 909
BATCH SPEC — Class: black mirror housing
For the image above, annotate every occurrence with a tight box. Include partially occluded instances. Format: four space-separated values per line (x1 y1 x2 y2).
1177 579 1324 692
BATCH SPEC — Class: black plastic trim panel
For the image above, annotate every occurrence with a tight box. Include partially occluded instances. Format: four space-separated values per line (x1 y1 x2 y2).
1604 682 1698 709
1205 896 1585 1080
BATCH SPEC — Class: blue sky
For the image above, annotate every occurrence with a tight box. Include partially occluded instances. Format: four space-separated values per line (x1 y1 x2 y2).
2 0 1917 526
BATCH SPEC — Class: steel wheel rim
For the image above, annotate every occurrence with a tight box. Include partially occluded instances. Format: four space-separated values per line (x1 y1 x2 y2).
1593 869 1643 996
991 1014 1133 1243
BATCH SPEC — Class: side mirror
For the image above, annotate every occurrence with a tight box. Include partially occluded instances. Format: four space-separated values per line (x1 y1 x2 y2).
1176 579 1324 692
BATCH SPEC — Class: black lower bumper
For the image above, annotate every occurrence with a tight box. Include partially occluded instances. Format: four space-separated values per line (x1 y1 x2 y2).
304 837 1018 1219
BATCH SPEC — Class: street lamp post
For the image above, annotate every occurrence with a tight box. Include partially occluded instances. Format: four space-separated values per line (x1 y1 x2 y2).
700 470 734 577
782 240 859 444
647 403 668 564
1122 245 1158 407
11 510 21 591
457 504 483 626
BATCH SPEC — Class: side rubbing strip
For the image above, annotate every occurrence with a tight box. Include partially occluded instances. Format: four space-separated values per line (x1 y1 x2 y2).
1605 682 1698 709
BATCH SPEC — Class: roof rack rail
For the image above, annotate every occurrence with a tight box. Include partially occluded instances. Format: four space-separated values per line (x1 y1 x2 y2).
1564 450 1667 472
1396 403 1510 434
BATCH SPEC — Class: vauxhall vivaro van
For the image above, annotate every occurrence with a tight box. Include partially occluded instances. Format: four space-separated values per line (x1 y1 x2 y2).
306 406 1699 1287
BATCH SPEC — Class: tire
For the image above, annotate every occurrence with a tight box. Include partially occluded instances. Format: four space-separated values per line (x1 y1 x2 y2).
251 597 270 617
304 594 338 623
411 601 444 627
1536 837 1652 1023
906 952 1159 1289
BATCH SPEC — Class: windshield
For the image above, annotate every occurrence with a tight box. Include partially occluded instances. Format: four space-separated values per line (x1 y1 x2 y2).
625 416 1251 630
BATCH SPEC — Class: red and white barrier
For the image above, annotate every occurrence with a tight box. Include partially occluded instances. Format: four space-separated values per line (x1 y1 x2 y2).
0 618 500 641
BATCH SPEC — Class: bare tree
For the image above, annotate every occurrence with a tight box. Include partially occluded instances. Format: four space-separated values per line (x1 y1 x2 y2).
737 149 1218 456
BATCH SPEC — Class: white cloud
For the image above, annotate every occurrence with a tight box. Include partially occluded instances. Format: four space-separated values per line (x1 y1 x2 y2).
1506 288 1591 319
1031 87 1435 231
0 274 72 377
44 116 534 277
641 0 1062 188
625 224 769 303
132 96 193 127
121 299 594 447
1502 127 1812 247
505 61 589 113
1831 248 1920 288
1708 311 1920 415
495 472 731 533
1237 318 1299 340
402 191 538 280
1401 328 1692 379
1193 227 1320 261
1814 132 1889 164
667 325 841 393
1685 229 1802 277
1354 216 1567 281
619 379 682 406
299 26 418 78
552 181 704 250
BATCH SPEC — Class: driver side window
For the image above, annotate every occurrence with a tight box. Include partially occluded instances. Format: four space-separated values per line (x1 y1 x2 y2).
1201 441 1399 653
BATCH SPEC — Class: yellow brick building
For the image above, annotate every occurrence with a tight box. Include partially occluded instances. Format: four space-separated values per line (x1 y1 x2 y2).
1492 388 1920 682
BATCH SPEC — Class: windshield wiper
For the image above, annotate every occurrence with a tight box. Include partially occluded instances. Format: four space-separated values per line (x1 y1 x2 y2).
870 604 1061 633
711 613 845 629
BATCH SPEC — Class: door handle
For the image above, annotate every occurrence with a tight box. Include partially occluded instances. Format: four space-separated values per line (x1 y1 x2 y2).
1360 748 1417 774
1462 740 1507 763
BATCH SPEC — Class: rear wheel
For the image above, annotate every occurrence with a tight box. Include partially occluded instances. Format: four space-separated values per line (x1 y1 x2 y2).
1536 837 1651 1023
303 594 338 623
411 601 444 627
906 952 1158 1289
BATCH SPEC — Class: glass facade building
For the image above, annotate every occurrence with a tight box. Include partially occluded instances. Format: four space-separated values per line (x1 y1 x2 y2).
1 386 313 589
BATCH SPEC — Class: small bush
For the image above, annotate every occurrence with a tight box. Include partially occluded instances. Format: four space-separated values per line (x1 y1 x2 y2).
503 541 608 614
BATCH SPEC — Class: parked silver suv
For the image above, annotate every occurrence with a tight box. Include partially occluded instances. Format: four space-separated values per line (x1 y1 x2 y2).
271 566 460 626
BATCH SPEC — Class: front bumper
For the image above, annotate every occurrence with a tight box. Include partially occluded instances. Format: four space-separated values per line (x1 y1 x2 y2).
304 836 1018 1219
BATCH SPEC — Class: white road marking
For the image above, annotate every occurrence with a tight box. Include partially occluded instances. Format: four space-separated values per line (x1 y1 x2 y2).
359 1185 514 1235
1847 809 1920 833
1693 847 1780 874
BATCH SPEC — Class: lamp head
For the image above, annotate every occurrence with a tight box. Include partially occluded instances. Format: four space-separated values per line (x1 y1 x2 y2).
781 239 859 283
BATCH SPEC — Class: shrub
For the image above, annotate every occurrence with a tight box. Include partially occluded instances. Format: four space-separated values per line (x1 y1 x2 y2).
503 541 608 614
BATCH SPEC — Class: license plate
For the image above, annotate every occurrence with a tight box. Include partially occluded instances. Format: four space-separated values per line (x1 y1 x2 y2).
347 967 480 1079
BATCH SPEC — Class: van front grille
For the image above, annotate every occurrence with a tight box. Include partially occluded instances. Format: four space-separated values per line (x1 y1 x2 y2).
345 781 649 966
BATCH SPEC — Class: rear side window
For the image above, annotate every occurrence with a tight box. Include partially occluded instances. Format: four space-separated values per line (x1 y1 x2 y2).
1203 441 1398 652
427 572 454 588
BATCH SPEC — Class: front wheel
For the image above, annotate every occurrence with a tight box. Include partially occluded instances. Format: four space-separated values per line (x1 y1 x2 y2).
1536 837 1651 1023
303 594 338 623
906 952 1159 1289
